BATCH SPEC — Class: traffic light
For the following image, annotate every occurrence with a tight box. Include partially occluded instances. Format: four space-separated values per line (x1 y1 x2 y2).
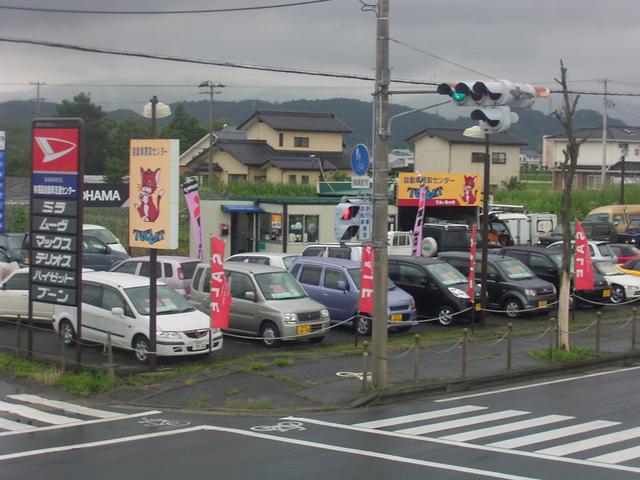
437 80 544 133
335 199 361 241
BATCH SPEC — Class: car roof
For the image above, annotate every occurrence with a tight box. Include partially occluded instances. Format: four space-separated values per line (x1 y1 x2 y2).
438 251 511 262
83 271 167 288
227 252 298 258
292 256 360 268
303 243 361 249
549 240 608 246
119 255 200 262
223 261 287 274
501 246 554 253
388 255 446 266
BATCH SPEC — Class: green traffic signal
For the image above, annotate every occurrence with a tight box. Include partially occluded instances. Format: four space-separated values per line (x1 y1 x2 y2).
452 91 466 102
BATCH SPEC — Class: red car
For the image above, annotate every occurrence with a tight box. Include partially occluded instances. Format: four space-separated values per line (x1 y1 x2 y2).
609 243 640 264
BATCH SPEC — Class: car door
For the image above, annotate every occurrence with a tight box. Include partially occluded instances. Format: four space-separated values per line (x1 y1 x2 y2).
296 264 325 310
99 286 135 348
0 271 29 318
476 261 501 307
80 282 106 342
320 267 353 320
82 237 112 271
226 271 258 334
389 261 431 315
529 253 558 286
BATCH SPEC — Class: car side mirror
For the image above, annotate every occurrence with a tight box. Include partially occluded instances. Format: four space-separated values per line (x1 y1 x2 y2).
337 280 347 291
105 245 112 254
111 307 124 317
488 273 498 282
547 267 557 274
244 291 256 302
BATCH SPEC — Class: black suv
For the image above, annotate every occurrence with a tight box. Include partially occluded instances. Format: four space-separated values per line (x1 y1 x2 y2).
537 221 617 247
421 224 470 257
437 251 557 318
498 246 612 307
615 217 640 245
388 256 480 326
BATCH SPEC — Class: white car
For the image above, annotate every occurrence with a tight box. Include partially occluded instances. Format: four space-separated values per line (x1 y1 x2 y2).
0 268 54 322
547 240 616 264
225 252 299 270
593 260 640 304
0 248 19 282
83 224 127 255
53 272 223 362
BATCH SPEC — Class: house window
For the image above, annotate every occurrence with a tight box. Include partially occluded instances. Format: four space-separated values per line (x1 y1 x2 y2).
288 175 297 184
279 133 284 147
635 147 639 157
288 214 319 243
587 175 602 190
301 175 310 184
492 152 507 164
254 175 266 182
228 174 247 183
294 136 310 148
471 152 487 163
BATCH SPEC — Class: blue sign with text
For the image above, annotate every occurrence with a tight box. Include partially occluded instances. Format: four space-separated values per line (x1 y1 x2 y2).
351 144 370 176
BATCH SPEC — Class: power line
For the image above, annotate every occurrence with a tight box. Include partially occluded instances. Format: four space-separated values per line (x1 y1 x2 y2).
0 0 333 15
0 36 435 86
549 89 640 97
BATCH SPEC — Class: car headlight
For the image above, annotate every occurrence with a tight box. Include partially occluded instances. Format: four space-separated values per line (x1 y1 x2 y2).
282 312 298 325
157 331 181 339
524 289 537 297
552 285 557 295
320 309 330 321
448 287 469 299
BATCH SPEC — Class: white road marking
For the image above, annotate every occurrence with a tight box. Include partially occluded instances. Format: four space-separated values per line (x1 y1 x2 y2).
435 365 640 403
0 417 36 431
488 421 619 449
397 410 529 435
0 400 77 425
284 416 640 474
536 426 640 457
0 410 162 437
353 405 487 429
442 415 574 442
589 445 640 464
7 394 121 419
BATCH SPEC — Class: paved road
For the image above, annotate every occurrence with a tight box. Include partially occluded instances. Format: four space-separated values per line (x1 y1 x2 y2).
1 366 639 479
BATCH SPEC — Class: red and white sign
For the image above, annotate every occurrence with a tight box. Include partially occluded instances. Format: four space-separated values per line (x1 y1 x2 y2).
210 236 231 329
32 128 79 173
574 220 595 291
359 243 374 314
469 224 477 303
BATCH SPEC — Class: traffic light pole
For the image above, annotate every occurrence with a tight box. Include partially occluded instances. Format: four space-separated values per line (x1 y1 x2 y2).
372 0 389 388
480 133 491 328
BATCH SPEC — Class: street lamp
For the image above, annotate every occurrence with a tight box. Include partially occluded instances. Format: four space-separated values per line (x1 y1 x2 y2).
620 144 628 204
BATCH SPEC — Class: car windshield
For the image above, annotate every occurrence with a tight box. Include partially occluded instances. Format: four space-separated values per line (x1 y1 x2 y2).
597 243 615 258
498 259 536 280
181 261 199 279
595 262 623 276
125 285 194 315
85 227 118 244
348 268 395 290
551 223 575 235
0 235 24 251
282 255 298 270
255 271 307 300
425 263 467 286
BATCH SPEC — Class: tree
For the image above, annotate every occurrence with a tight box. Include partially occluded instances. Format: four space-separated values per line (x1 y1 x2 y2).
553 61 589 351
56 93 108 174
103 116 149 182
159 104 207 154
0 121 30 176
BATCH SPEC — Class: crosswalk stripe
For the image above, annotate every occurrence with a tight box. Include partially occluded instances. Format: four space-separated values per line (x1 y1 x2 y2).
0 400 77 425
536 426 640 456
441 415 574 442
589 445 640 464
396 410 529 436
487 420 619 449
353 405 488 429
0 417 36 431
7 394 120 419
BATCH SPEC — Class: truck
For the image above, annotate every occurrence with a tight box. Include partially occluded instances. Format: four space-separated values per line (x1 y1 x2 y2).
488 205 557 246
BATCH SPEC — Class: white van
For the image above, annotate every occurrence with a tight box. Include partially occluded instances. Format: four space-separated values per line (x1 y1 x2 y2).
301 231 413 260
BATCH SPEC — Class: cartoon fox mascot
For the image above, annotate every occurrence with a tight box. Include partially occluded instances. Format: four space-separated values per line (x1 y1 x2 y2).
135 167 164 222
461 175 478 205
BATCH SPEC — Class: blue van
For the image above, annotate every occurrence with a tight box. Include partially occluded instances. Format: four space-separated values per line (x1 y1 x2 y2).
288 257 417 335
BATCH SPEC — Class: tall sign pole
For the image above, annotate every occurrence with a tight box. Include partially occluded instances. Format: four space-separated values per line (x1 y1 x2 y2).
0 130 5 234
372 0 390 388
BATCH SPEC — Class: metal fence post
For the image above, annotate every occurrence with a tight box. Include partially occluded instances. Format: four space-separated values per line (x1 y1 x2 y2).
596 311 602 354
632 307 637 350
16 314 22 357
413 333 420 382
549 317 556 364
107 332 115 388
462 328 468 378
507 323 513 371
27 320 33 360
362 340 369 392
59 329 66 375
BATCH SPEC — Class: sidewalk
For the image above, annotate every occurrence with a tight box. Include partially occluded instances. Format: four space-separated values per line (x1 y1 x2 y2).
97 309 640 412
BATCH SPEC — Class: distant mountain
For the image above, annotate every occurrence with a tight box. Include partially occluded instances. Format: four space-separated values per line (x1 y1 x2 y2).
0 98 626 153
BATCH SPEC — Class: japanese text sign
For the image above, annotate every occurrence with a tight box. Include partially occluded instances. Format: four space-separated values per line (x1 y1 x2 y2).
359 243 374 314
210 236 231 329
574 220 594 291
397 172 482 207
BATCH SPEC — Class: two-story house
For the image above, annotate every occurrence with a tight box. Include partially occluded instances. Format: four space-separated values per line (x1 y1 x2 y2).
543 126 640 190
406 127 527 189
180 110 354 184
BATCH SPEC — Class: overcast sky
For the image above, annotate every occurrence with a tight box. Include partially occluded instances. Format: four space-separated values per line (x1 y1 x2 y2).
1 0 639 122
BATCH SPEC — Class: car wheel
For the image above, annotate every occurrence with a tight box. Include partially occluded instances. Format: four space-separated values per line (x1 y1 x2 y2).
504 297 523 318
260 322 281 348
132 335 150 363
308 336 324 344
59 319 76 346
611 284 626 304
355 315 372 336
437 305 455 326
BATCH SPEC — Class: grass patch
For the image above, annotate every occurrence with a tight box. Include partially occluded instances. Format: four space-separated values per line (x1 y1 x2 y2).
270 357 294 368
226 387 240 396
187 394 212 409
56 370 112 396
528 347 600 363
243 362 268 373
226 398 274 409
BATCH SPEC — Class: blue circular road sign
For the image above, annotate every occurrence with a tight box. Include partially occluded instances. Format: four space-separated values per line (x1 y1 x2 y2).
351 144 369 176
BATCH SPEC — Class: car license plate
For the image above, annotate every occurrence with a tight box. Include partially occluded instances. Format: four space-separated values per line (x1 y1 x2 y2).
474 303 481 312
603 289 611 298
391 314 403 322
538 300 548 308
297 325 311 334
192 341 207 351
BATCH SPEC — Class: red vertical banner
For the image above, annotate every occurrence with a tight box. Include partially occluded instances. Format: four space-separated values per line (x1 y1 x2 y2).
359 243 374 314
412 185 426 256
574 219 595 291
210 236 231 329
469 224 477 302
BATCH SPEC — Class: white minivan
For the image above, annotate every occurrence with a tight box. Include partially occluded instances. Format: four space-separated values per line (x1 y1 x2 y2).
53 272 223 362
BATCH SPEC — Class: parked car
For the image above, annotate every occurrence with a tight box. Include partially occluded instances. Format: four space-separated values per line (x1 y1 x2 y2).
288 257 417 335
617 257 640 277
546 240 617 264
421 223 470 257
0 267 55 322
498 246 613 307
226 252 300 270
83 224 127 254
190 262 329 347
613 217 640 245
608 243 640 264
78 236 129 271
537 221 617 247
437 251 557 318
592 260 640 304
585 204 640 233
0 247 19 281
300 232 414 260
0 233 28 263
387 255 479 326
52 271 223 363
110 256 200 297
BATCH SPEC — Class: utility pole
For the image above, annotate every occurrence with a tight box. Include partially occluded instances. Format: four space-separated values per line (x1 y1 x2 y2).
199 81 225 187
30 81 46 116
372 0 390 388
600 79 609 189
621 144 628 204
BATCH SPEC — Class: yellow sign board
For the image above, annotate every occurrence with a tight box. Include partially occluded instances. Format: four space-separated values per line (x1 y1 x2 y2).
397 172 482 207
